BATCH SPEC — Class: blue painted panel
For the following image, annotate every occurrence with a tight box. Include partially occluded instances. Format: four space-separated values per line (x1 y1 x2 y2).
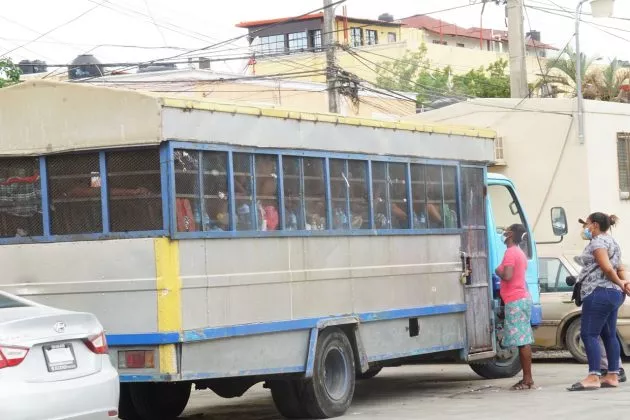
108 303 467 346
531 304 543 327
119 374 175 382
39 156 51 237
107 332 181 346
368 342 466 362
159 144 171 233
181 366 305 380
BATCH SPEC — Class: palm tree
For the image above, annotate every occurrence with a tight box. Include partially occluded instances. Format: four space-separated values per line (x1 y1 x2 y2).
589 58 630 101
538 46 596 97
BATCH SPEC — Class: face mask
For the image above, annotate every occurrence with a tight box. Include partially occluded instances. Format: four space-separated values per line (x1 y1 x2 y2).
581 227 592 241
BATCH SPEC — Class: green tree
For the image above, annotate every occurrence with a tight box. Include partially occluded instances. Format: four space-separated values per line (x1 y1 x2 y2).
375 46 510 105
453 59 511 98
0 58 21 88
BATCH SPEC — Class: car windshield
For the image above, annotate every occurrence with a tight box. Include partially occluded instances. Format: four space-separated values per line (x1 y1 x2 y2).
0 295 28 309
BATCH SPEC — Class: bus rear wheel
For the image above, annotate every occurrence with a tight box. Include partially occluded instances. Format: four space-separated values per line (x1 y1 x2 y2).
469 349 522 379
270 327 356 419
128 382 191 420
302 327 356 418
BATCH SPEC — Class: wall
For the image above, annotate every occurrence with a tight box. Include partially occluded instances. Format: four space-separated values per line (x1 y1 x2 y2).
406 98 592 255
584 101 630 253
334 20 402 45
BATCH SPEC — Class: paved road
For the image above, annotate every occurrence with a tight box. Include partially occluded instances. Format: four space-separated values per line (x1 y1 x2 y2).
179 357 630 420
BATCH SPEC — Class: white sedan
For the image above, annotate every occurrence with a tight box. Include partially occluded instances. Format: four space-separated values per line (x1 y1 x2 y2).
0 291 119 420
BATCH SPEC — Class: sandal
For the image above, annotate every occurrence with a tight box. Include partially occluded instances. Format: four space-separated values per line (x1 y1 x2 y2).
567 382 599 391
600 381 618 389
511 380 535 390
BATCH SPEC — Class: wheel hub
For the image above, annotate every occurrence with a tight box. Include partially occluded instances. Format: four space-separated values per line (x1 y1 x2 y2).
323 348 349 401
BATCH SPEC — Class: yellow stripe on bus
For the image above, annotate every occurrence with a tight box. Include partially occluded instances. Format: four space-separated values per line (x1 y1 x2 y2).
154 238 182 374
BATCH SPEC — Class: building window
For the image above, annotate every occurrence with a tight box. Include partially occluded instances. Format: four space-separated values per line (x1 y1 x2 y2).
366 30 378 46
309 29 322 51
388 32 397 43
288 32 307 52
456 43 465 48
432 40 447 46
259 34 285 54
618 133 630 195
350 27 363 47
0 157 42 238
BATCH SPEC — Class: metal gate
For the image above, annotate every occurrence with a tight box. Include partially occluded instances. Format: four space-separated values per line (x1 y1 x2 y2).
460 166 493 353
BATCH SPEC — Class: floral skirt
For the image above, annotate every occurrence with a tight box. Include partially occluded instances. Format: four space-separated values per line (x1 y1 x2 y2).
503 298 534 347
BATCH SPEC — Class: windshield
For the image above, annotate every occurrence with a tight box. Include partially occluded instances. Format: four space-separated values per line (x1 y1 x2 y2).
0 294 28 309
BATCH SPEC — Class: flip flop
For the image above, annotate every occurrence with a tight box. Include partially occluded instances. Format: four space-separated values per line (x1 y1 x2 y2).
600 382 618 389
567 382 599 392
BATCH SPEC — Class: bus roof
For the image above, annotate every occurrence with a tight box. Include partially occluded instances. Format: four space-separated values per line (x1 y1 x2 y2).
0 80 497 160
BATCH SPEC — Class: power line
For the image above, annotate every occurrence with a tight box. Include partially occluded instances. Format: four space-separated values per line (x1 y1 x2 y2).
0 1 107 58
78 0 348 81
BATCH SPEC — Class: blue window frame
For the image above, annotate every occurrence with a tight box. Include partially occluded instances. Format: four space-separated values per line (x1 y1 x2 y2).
168 141 463 240
0 141 466 245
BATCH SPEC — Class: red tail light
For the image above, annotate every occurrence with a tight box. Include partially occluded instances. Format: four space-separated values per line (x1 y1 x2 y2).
0 345 29 369
84 332 108 354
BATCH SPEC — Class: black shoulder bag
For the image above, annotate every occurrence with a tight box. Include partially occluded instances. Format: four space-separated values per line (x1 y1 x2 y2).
572 265 598 307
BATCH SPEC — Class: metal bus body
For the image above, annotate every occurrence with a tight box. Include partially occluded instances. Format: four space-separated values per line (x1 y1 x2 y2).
0 81 565 419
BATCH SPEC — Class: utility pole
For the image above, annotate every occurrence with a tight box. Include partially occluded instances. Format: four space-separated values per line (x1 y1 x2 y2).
324 0 340 113
506 0 529 98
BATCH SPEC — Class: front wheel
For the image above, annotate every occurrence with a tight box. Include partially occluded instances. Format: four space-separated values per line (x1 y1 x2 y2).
470 348 522 379
128 382 192 420
565 318 588 364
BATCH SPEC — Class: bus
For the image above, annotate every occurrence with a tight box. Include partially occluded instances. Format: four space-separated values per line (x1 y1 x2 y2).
0 81 566 419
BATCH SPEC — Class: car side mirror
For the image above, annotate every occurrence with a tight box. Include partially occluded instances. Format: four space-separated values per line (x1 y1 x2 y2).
551 207 568 236
566 275 576 287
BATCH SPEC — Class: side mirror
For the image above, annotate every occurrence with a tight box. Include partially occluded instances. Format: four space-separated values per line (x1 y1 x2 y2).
566 275 576 287
551 207 568 236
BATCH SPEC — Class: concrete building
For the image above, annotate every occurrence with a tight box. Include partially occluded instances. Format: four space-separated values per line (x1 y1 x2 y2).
81 68 416 118
405 98 630 255
236 13 557 86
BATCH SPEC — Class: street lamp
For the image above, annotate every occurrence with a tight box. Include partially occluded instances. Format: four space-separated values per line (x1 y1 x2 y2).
576 0 614 144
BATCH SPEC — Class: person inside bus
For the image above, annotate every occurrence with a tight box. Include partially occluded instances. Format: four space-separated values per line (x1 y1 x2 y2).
567 213 630 391
495 223 535 390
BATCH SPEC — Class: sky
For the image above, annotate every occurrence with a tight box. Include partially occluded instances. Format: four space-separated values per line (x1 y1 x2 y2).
0 0 629 74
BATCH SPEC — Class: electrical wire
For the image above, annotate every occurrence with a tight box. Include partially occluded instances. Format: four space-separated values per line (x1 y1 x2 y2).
0 1 108 58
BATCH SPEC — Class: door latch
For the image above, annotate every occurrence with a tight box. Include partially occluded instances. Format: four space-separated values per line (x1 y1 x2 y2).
460 251 472 285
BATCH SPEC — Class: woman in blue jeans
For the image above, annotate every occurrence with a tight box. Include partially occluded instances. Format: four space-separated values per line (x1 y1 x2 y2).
568 212 630 391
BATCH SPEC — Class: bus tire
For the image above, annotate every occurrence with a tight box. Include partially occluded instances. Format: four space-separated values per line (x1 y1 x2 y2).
129 382 191 420
269 379 309 419
470 351 522 379
302 327 356 418
118 383 141 420
356 367 382 380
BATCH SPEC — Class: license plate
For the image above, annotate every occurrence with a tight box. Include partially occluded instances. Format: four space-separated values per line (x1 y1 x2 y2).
43 343 77 372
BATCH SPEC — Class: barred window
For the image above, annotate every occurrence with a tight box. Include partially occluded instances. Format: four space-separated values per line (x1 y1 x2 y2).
0 157 43 238
47 153 102 235
618 133 630 194
389 163 409 229
203 152 229 231
411 164 427 229
255 154 280 231
442 166 458 228
330 159 349 230
426 166 444 229
304 158 326 230
174 150 201 232
348 160 369 229
107 149 162 232
283 156 302 230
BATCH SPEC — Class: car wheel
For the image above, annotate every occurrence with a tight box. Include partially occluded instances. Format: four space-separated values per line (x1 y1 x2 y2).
129 382 191 420
302 327 356 418
566 318 588 364
118 383 141 420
